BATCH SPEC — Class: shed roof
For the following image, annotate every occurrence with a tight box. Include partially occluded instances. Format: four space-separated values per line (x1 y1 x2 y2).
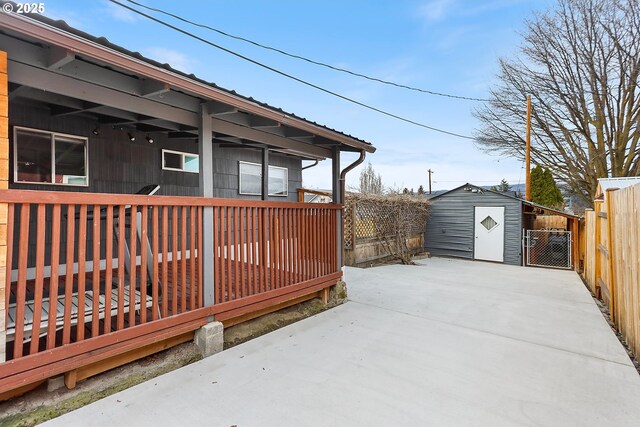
430 183 579 219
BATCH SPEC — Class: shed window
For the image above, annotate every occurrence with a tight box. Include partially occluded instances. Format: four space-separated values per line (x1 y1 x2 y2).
480 215 498 231
162 149 199 173
238 161 288 196
14 127 88 186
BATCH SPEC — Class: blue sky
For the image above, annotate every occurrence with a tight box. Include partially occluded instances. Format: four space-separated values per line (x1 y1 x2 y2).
44 0 551 191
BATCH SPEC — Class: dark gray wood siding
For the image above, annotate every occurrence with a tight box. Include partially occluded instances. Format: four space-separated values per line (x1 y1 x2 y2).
424 187 523 265
9 103 302 199
211 147 301 201
10 102 199 196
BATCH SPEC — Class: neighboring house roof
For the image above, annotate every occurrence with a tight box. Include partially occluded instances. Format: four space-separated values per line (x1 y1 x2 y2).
424 189 449 199
304 194 332 203
303 189 332 203
595 177 640 201
0 9 375 157
429 183 579 219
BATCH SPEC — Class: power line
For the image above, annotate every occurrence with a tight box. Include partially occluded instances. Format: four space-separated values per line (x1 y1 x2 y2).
120 0 491 103
109 0 477 140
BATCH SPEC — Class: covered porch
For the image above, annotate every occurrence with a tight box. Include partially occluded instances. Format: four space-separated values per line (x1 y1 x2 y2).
0 11 374 395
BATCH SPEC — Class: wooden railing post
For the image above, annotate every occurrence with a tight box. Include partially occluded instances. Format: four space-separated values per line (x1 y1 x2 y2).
0 50 8 363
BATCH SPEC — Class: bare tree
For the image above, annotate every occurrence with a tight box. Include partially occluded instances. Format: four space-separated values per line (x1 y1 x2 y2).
359 162 384 194
474 0 640 206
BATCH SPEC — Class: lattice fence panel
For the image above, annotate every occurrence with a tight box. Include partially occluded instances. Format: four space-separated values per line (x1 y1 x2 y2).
344 197 428 246
354 199 395 241
343 202 354 249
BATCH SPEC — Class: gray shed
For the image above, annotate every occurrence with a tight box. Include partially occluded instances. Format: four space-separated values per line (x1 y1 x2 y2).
424 183 524 265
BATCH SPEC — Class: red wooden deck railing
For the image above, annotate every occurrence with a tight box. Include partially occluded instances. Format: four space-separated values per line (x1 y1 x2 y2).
0 190 340 391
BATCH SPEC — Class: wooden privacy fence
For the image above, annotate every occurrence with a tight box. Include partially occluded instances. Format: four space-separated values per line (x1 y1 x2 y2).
583 184 640 358
533 215 567 230
0 190 340 392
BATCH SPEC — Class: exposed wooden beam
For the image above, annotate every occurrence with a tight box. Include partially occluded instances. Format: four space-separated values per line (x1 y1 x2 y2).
168 131 198 139
290 136 316 143
210 117 330 158
138 118 181 131
215 136 244 144
204 101 237 115
9 60 199 127
48 46 75 69
90 106 139 122
216 111 250 126
250 115 279 128
218 143 264 149
10 62 327 157
8 84 28 101
0 13 375 153
50 104 92 117
9 86 84 109
256 126 287 137
0 33 202 112
283 127 315 138
141 79 170 98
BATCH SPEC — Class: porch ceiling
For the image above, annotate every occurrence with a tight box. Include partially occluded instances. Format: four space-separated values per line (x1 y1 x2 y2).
0 12 375 160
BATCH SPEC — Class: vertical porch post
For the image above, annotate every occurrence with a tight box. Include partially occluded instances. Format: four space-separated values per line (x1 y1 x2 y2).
331 147 342 268
261 148 269 201
199 104 215 307
0 51 8 362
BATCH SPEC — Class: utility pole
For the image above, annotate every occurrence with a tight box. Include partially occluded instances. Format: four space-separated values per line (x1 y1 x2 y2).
427 169 433 195
525 95 532 201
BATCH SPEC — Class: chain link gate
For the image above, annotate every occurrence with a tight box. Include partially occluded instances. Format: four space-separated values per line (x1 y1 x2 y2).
524 230 572 269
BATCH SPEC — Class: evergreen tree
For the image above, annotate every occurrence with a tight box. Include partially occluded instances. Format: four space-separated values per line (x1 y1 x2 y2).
530 166 564 208
417 185 425 195
402 187 409 194
499 179 510 192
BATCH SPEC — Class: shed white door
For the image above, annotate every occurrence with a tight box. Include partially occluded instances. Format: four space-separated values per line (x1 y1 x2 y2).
474 206 505 262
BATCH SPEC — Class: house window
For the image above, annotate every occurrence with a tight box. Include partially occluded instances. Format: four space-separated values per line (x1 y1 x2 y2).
238 161 288 196
162 149 199 173
14 127 88 186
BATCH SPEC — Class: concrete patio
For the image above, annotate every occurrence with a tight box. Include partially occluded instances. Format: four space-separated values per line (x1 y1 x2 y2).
44 258 640 426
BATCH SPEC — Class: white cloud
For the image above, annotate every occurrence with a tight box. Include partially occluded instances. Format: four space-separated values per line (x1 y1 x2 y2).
103 1 139 23
418 0 456 22
45 8 88 29
142 47 197 74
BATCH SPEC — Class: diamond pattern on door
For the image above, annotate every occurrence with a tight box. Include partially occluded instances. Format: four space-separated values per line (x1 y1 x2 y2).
480 215 498 231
